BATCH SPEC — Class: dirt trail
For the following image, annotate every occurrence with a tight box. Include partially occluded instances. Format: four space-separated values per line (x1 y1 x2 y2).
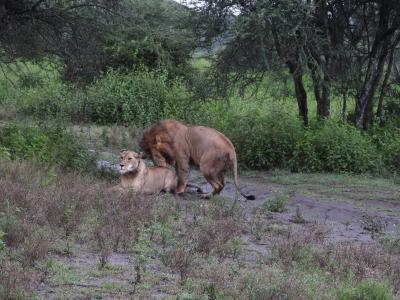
188 169 400 243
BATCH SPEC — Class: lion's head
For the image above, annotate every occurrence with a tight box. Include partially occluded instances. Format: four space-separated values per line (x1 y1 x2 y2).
139 126 176 168
118 150 143 175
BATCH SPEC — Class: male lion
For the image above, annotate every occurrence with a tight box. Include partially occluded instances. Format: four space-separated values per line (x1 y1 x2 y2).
115 150 177 195
139 119 255 200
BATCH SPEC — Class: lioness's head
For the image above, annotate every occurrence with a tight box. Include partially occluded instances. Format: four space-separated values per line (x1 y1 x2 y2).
119 150 144 175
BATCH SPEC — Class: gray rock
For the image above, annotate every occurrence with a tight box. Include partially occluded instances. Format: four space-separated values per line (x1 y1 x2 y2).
96 160 110 171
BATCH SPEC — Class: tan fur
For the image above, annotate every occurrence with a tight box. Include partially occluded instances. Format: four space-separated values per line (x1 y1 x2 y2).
114 150 177 195
139 119 254 199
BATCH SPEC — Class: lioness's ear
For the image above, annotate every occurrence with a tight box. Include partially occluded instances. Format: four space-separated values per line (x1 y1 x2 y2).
120 149 127 154
138 151 147 159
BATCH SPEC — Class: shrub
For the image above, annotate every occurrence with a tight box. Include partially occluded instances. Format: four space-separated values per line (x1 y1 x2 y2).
15 68 199 125
337 280 394 300
0 123 92 170
85 69 197 126
262 193 289 213
290 121 382 174
212 107 304 170
238 269 311 300
371 125 400 174
18 81 84 120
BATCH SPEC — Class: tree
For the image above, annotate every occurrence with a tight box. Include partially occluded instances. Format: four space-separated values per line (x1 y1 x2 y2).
192 0 334 125
0 0 196 82
0 0 120 81
351 1 400 129
105 0 196 78
193 0 400 129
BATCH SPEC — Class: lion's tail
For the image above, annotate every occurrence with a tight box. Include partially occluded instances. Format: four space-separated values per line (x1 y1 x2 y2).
231 152 255 200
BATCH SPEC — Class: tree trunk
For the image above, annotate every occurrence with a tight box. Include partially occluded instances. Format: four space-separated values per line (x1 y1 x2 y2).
342 91 347 123
376 32 400 121
270 19 308 126
376 46 395 121
355 3 399 129
310 66 330 118
292 72 309 126
311 0 331 119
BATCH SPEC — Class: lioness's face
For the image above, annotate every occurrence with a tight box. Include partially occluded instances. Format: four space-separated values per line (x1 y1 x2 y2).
119 150 142 174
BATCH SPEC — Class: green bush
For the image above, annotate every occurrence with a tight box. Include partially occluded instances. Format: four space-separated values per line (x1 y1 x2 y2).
19 80 85 121
337 280 394 300
85 69 197 126
0 123 92 170
16 68 199 126
214 108 304 170
193 104 387 174
290 121 382 173
4 61 400 175
262 193 289 213
370 125 400 174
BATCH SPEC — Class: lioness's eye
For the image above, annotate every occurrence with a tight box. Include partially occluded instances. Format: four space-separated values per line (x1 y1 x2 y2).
120 156 123 160
128 157 132 160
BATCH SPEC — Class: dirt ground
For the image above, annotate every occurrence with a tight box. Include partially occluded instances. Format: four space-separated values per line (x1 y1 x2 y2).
35 163 400 299
187 169 400 244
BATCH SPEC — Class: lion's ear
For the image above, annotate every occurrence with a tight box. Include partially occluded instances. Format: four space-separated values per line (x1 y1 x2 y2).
120 149 128 154
138 152 146 159
155 135 162 144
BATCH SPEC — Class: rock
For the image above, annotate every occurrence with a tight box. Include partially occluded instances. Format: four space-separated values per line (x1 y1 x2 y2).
96 160 110 171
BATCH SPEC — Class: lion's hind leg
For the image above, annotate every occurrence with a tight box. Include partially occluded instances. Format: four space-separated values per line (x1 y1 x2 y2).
200 169 225 199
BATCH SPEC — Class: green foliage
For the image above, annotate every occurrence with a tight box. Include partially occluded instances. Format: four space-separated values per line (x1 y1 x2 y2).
86 69 196 126
17 68 199 126
210 107 304 170
0 203 18 246
19 80 81 120
3 60 400 175
262 193 289 213
0 123 92 170
195 101 388 174
370 125 400 175
290 121 382 173
107 0 195 78
337 280 394 300
0 146 11 161
379 235 400 255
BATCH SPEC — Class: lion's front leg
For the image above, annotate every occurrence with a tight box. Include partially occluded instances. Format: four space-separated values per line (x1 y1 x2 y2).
176 161 190 194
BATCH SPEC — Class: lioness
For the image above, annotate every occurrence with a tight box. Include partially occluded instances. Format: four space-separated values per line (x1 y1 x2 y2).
115 150 177 195
139 119 255 200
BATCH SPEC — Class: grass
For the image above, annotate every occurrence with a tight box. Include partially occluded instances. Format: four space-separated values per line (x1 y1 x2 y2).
191 57 212 71
262 193 289 213
266 171 400 203
1 159 400 299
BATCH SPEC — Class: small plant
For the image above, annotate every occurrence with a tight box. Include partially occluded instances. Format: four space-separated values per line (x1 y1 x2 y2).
163 245 195 284
132 227 151 285
362 214 387 238
250 213 266 241
337 280 394 300
292 204 306 224
0 201 19 246
0 146 11 160
94 227 112 269
379 235 400 255
262 193 289 213
231 237 243 259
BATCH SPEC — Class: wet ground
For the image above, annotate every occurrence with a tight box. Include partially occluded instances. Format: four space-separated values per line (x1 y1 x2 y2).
188 169 400 244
